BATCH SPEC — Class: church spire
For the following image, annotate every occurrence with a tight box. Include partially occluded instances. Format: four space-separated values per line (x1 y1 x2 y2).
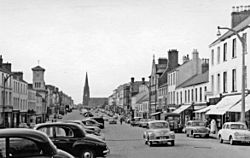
83 72 90 107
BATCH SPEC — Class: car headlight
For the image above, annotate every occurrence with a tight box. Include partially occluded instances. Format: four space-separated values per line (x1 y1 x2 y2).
148 132 155 139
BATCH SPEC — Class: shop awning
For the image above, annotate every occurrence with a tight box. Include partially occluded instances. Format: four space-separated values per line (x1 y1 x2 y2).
172 104 191 114
194 105 216 113
228 94 250 112
206 95 241 115
150 112 162 116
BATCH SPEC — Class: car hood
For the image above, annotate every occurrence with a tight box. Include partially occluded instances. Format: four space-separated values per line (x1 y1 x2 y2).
57 149 74 158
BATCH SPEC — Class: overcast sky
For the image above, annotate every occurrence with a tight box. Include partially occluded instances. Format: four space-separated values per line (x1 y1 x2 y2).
0 0 249 103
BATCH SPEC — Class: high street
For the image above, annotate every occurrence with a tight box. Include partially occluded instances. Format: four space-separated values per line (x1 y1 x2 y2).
63 110 250 158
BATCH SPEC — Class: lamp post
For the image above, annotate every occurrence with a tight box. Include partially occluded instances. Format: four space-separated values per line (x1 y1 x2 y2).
3 73 13 128
217 26 249 123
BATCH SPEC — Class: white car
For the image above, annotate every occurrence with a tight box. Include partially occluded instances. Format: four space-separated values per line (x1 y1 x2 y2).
143 120 175 146
218 122 250 145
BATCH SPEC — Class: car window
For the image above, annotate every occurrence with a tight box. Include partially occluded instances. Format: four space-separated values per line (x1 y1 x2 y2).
230 124 247 130
55 127 74 137
9 138 43 157
149 122 169 129
38 127 54 137
192 122 205 126
0 138 6 158
225 124 230 129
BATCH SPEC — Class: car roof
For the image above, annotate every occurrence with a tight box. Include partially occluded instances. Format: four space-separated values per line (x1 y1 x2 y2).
0 128 51 143
148 120 167 124
224 122 246 125
188 120 205 122
34 122 83 129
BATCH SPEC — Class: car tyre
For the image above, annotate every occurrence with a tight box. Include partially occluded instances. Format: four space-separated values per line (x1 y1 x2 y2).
170 140 175 146
186 132 189 137
147 140 152 147
229 136 235 145
80 149 95 158
219 135 223 143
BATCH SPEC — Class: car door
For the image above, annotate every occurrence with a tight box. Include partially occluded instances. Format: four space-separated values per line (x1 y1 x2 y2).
223 124 230 140
52 126 76 156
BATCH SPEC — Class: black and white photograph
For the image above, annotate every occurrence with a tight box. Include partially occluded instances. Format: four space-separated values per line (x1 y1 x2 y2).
0 0 250 158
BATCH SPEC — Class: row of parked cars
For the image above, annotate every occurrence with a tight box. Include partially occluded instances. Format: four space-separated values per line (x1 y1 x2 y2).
0 116 109 158
130 117 250 147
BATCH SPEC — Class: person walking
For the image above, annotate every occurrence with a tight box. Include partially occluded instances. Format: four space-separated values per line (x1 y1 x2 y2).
120 117 123 125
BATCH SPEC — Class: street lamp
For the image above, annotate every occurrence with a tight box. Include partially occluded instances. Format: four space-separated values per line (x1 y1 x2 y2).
3 73 13 128
217 26 249 123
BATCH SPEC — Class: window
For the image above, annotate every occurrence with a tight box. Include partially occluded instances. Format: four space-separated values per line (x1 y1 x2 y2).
188 90 190 103
211 49 214 65
195 88 197 102
245 66 247 89
55 127 74 137
217 73 221 94
211 75 214 94
173 92 175 104
232 69 237 92
0 138 6 158
191 89 194 102
223 71 227 93
232 38 236 58
180 91 182 104
243 33 247 54
217 46 220 64
9 138 43 157
199 87 202 102
185 90 187 103
223 42 227 61
176 92 179 105
204 86 207 101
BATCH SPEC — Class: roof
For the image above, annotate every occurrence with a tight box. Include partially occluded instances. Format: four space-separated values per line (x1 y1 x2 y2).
172 104 192 114
210 15 250 47
228 94 250 112
177 71 209 88
136 94 149 104
32 65 45 71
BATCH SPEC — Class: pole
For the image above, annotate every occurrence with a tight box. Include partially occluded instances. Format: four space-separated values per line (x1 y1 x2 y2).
241 40 246 123
3 80 6 128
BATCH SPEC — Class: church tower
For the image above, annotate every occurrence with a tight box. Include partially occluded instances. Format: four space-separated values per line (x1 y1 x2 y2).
82 72 90 107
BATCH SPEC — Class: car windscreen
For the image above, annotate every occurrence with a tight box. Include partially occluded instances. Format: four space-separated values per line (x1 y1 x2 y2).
149 122 169 129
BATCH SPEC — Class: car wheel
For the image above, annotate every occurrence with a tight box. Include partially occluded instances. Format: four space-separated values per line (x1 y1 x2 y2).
186 131 189 137
80 149 95 158
191 131 194 137
229 136 235 145
147 140 152 147
170 140 175 146
219 135 223 143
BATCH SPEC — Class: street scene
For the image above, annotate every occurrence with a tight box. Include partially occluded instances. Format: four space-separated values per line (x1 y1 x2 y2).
1 0 250 158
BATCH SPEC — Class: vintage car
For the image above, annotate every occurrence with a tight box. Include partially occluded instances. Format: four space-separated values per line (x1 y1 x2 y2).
34 122 110 158
163 113 183 133
62 120 105 141
138 119 153 128
130 117 143 126
218 122 250 145
185 120 210 138
82 118 103 129
90 117 105 129
143 120 175 146
109 118 117 124
0 128 73 158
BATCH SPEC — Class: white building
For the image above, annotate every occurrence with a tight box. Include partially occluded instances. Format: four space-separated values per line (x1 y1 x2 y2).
207 6 250 128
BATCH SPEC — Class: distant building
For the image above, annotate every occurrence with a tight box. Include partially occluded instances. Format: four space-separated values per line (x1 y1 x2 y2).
82 72 90 107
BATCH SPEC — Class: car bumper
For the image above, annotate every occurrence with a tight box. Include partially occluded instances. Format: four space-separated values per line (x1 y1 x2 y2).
148 138 174 142
234 136 250 142
103 146 110 155
194 132 209 137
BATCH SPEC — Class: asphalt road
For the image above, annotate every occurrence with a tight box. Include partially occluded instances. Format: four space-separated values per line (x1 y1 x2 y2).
63 110 250 158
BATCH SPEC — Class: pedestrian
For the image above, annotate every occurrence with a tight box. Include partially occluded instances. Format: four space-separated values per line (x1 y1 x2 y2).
210 119 217 134
120 117 123 125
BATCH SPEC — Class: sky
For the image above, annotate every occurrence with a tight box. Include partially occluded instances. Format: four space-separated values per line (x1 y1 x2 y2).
0 0 249 104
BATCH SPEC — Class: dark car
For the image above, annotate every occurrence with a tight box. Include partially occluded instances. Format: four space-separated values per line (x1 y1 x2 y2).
34 122 109 158
90 117 105 129
82 118 103 129
0 128 73 158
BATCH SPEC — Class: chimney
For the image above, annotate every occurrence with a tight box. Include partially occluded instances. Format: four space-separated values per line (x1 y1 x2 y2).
0 55 2 68
142 77 145 84
167 49 179 70
158 58 168 64
182 54 190 64
13 72 23 80
231 5 250 28
202 58 209 73
2 63 12 72
131 77 135 83
192 49 199 61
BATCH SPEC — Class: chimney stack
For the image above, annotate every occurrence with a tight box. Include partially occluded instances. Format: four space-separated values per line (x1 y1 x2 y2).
167 49 179 70
231 5 250 28
13 72 23 80
0 55 2 68
142 77 145 84
2 62 12 72
131 77 135 83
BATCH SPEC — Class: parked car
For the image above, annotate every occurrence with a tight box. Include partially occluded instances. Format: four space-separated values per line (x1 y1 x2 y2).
143 120 175 146
130 117 143 126
62 120 105 141
90 117 105 129
82 118 103 129
138 119 152 128
218 122 250 145
185 120 210 138
109 118 117 124
34 122 110 158
0 128 73 158
164 113 183 133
